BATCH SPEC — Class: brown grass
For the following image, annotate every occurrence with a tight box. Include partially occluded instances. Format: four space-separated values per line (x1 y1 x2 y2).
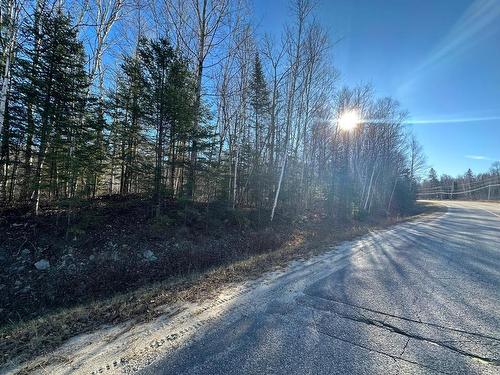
0 202 444 369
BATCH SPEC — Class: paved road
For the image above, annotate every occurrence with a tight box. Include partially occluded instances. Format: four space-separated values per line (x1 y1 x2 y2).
141 201 500 375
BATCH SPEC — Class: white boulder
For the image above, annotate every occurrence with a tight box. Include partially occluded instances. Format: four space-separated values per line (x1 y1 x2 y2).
34 259 50 270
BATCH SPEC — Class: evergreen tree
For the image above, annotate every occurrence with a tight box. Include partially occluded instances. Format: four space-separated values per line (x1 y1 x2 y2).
109 54 149 195
14 8 89 212
250 54 270 152
138 37 198 213
427 168 438 186
248 53 271 207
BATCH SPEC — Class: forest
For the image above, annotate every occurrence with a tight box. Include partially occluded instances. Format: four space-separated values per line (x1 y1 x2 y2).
0 0 425 220
0 1 431 361
419 163 500 201
2 1 498 372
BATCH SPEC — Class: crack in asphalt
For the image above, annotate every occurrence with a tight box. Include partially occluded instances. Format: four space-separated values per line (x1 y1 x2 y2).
400 338 410 357
314 326 449 374
343 313 499 366
298 296 500 367
302 292 500 342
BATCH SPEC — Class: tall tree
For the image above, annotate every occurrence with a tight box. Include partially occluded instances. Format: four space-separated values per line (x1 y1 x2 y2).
138 37 196 215
0 0 23 137
15 7 89 213
248 53 270 206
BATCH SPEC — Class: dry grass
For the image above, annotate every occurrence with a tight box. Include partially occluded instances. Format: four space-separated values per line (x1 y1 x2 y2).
0 202 444 369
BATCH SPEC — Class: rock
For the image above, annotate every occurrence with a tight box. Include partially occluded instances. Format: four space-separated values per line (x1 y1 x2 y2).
143 250 157 262
89 255 96 261
34 259 50 270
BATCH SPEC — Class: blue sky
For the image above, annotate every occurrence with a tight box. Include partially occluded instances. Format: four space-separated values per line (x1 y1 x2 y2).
252 0 500 177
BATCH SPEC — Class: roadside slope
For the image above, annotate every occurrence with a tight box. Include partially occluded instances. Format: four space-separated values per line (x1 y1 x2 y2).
1 204 445 374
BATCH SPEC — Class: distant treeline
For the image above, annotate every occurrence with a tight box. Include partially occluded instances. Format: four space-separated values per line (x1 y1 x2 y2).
418 163 500 201
0 0 425 220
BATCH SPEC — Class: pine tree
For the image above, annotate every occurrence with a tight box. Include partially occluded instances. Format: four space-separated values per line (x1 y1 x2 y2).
248 53 271 208
138 37 197 214
110 54 149 195
427 168 438 186
13 8 89 213
250 54 270 153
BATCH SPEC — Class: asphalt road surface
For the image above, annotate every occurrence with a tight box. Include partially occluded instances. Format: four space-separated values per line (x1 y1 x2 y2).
140 201 500 375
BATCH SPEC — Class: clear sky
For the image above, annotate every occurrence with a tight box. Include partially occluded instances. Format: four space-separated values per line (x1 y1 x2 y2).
252 0 500 177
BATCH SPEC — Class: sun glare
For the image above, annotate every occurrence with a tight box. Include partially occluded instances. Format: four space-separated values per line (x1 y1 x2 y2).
338 110 360 131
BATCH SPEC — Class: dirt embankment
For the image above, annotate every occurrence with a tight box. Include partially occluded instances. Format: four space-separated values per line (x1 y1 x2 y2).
0 196 443 370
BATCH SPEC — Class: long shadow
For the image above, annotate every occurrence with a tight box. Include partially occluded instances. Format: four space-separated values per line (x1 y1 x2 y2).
136 204 500 374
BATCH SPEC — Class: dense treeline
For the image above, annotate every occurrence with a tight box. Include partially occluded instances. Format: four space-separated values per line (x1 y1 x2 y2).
0 0 424 220
419 163 500 201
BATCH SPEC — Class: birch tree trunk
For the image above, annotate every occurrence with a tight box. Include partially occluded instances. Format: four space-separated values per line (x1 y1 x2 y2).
270 0 313 221
0 0 21 136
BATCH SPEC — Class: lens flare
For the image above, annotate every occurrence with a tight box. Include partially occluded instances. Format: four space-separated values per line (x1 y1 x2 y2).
338 110 360 131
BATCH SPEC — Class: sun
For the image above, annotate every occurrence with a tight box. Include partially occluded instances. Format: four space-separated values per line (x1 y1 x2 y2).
338 110 360 131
